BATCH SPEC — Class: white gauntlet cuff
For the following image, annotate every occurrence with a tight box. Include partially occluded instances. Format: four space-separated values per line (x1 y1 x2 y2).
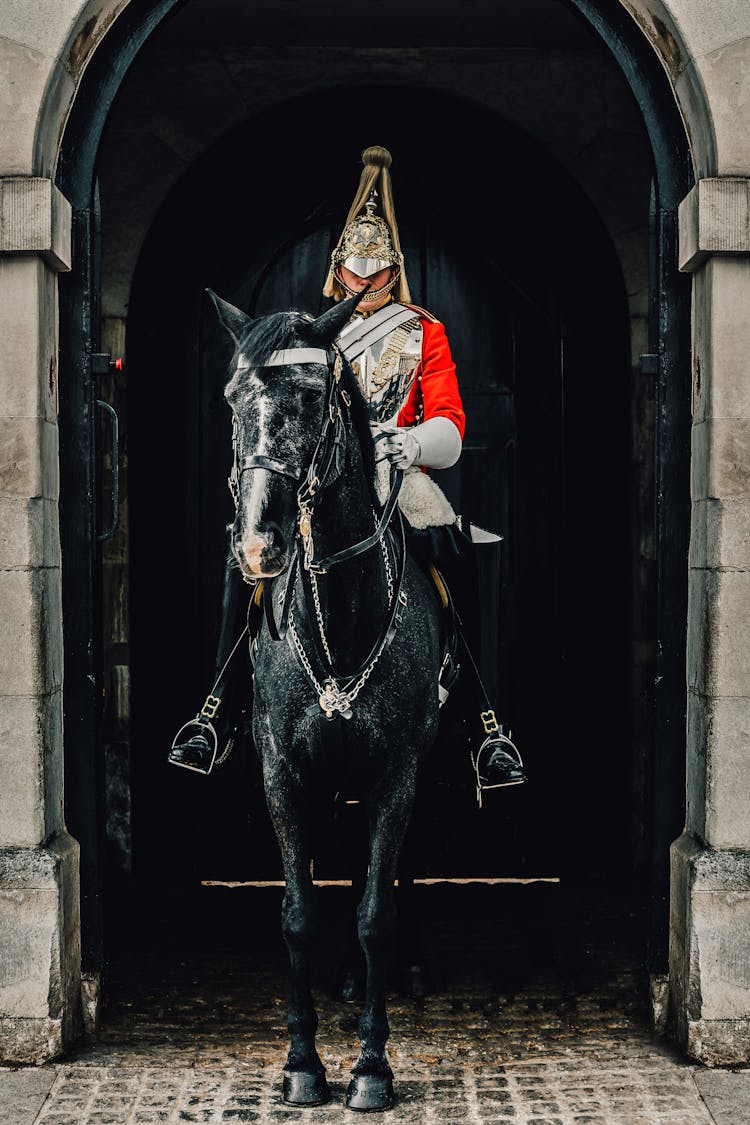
411 417 462 469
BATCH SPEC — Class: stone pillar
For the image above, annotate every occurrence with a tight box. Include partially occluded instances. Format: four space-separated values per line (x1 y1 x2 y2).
0 178 80 1062
672 178 750 1065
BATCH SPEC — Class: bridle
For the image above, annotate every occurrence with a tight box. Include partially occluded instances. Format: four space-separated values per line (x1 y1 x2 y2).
229 344 403 576
229 342 408 719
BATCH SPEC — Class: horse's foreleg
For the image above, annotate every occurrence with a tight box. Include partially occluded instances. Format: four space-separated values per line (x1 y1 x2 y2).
347 766 416 1112
265 777 329 1107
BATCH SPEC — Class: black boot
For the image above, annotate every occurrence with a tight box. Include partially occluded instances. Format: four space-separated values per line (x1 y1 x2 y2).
479 741 527 786
472 710 527 792
168 701 227 775
426 522 528 798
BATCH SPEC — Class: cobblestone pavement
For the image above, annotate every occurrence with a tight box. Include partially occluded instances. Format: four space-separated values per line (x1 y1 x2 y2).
30 1057 716 1125
6 880 745 1123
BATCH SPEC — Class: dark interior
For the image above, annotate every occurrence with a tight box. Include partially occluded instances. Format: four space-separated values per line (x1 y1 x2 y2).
126 88 632 886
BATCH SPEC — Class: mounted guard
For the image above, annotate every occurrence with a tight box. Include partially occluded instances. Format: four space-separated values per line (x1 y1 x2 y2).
168 144 526 800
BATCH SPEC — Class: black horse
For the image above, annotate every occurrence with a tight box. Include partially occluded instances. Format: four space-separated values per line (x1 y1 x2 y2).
211 288 442 1111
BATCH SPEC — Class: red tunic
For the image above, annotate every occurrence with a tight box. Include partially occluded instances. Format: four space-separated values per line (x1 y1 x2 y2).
396 317 466 440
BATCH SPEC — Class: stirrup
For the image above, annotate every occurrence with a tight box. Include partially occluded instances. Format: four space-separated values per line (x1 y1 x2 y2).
471 718 526 808
168 717 220 775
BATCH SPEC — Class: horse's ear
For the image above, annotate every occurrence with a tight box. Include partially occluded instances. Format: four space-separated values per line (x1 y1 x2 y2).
307 291 363 344
204 288 253 348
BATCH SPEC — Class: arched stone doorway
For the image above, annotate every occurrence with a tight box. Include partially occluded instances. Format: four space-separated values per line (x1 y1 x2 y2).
58 0 692 1012
9 0 736 1066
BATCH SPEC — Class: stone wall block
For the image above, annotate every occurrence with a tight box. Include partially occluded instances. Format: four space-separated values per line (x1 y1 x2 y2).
0 569 62 697
0 179 71 271
0 416 59 500
42 691 64 841
693 42 750 179
689 499 707 571
704 696 750 849
690 498 750 570
691 417 750 500
686 565 708 697
0 497 60 569
687 691 750 849
671 833 750 1065
690 262 710 425
0 690 63 848
680 180 750 272
0 40 52 176
690 419 709 501
0 257 59 421
687 569 750 698
709 418 750 497
685 690 708 840
1 695 47 847
712 499 750 569
706 257 750 421
0 3 91 59
0 832 80 1063
669 832 698 1046
691 850 750 1023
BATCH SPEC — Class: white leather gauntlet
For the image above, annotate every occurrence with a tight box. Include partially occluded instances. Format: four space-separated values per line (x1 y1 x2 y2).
374 427 421 469
373 417 462 471
409 416 462 469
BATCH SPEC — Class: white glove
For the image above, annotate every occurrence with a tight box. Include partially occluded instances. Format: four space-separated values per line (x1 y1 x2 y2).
373 426 421 470
372 417 462 471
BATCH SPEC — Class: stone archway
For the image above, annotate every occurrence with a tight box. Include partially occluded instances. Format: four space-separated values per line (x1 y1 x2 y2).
2 0 748 1069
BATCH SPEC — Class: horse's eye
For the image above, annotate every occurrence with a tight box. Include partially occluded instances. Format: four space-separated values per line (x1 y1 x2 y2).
298 387 321 410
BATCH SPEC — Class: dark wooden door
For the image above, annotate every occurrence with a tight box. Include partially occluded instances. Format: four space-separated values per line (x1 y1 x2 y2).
129 101 631 883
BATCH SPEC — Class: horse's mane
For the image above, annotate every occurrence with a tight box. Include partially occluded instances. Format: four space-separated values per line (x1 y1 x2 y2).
240 309 311 369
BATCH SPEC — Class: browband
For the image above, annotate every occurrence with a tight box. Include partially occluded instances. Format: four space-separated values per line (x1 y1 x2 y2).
262 348 329 367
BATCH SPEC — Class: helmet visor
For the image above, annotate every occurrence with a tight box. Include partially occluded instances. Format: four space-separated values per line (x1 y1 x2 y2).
342 255 393 278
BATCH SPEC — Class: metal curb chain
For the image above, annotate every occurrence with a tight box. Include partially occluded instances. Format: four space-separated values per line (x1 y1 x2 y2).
307 508 394 670
288 515 397 719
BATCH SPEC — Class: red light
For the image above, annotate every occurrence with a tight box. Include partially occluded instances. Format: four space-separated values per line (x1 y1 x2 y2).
114 357 124 372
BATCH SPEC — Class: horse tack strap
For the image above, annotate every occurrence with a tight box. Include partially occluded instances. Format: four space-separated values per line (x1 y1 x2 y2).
263 554 298 642
262 348 329 367
307 469 404 573
240 454 301 481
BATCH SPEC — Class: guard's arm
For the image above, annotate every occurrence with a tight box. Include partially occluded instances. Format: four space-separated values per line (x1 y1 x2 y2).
397 319 466 439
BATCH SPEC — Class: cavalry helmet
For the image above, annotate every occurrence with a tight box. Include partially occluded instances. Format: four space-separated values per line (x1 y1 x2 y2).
323 145 411 305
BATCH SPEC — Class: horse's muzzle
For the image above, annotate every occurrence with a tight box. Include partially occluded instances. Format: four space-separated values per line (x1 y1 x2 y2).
234 535 289 579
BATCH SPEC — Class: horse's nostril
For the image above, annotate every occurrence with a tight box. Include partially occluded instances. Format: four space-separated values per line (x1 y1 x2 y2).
261 544 286 566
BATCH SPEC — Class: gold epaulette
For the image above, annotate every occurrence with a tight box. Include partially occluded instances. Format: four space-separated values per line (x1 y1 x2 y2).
406 303 441 325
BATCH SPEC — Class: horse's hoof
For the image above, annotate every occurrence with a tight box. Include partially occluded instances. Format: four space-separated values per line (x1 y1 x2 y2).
282 1070 331 1106
338 965 366 1003
399 962 430 999
346 1072 395 1112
